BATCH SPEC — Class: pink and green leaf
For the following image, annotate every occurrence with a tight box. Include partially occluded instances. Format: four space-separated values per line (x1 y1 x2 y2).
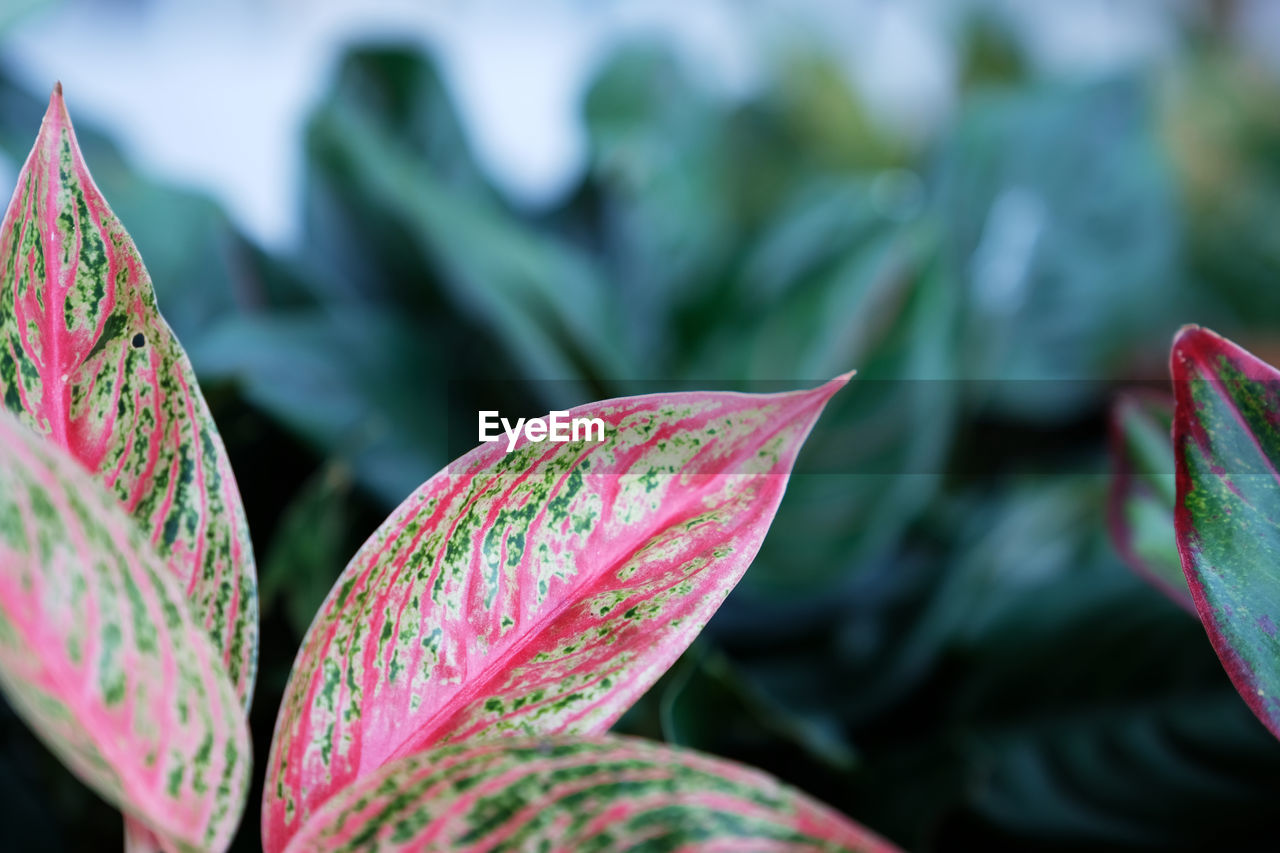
0 410 251 852
1172 325 1280 739
263 377 848 850
1107 390 1192 611
0 85 258 705
283 735 897 853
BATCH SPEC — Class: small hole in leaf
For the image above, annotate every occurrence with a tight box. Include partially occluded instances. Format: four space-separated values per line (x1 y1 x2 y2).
131 333 145 349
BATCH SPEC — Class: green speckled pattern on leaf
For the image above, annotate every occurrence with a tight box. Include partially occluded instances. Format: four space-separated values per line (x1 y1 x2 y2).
262 377 848 852
0 86 258 853
283 736 897 853
1172 325 1280 739
0 410 250 852
0 88 257 708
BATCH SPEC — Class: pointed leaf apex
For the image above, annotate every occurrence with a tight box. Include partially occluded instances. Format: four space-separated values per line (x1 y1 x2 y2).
1171 325 1276 386
1172 323 1214 352
769 372 850 440
798 370 854 407
47 80 68 119
39 80 75 153
1171 325 1212 371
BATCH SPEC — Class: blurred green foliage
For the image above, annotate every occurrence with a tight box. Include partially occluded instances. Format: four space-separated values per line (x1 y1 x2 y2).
4 11 1280 851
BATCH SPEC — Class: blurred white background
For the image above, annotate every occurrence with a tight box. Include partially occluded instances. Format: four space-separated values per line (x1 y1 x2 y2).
0 0 1268 250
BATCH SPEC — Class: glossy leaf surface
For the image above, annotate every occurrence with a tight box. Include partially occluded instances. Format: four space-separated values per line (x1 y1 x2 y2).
1172 325 1280 739
284 736 896 853
0 86 258 703
1107 390 1191 611
0 411 251 852
263 377 847 850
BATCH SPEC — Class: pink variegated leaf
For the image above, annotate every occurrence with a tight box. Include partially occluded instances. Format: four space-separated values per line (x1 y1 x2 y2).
0 85 258 852
263 377 848 851
284 736 897 853
0 410 251 852
0 85 258 704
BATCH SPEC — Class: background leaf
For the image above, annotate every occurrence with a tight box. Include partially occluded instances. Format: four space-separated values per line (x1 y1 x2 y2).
283 736 897 853
0 410 251 852
262 377 846 851
308 51 631 389
1107 390 1189 610
193 309 444 507
258 462 352 641
939 78 1182 395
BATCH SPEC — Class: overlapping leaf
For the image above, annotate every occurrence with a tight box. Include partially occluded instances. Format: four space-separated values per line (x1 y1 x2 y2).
263 377 848 850
0 410 250 852
1107 390 1191 611
283 736 897 853
0 86 258 705
1172 325 1280 739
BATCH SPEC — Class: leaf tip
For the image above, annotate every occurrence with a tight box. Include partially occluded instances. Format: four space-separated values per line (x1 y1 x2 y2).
820 369 855 395
813 370 854 405
48 80 67 117
1170 324 1221 382
41 79 74 140
782 372 853 419
1171 322 1212 351
789 371 853 417
1173 322 1205 339
1170 325 1280 389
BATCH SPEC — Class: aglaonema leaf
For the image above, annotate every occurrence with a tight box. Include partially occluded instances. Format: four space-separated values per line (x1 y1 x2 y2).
1107 390 1192 611
0 85 258 705
0 410 251 852
283 736 897 853
262 376 848 850
1172 325 1280 739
